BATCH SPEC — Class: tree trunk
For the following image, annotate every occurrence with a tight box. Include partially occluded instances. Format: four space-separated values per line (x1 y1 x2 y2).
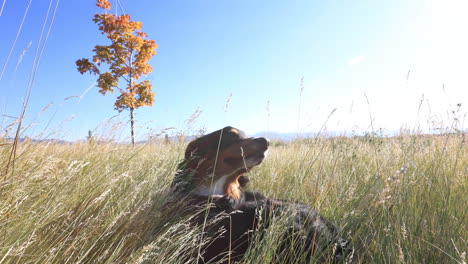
130 107 135 145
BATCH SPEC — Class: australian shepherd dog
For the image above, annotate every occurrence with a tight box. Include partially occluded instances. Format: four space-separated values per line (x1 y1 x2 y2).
170 126 350 263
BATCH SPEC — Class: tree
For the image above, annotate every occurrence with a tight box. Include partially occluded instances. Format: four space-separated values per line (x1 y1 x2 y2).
87 130 95 143
76 0 157 144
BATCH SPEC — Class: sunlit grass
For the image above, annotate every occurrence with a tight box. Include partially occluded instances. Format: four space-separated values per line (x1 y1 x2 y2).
0 132 466 263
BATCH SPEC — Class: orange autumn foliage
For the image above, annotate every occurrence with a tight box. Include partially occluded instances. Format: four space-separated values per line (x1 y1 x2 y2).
96 0 111 10
76 0 157 112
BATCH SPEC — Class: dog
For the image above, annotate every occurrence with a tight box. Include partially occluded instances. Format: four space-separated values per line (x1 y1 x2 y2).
170 126 350 263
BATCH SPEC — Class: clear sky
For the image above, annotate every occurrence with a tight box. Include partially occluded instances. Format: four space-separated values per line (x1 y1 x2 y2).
1 0 467 141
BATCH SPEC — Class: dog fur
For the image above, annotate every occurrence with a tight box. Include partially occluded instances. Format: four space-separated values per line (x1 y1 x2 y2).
170 126 350 263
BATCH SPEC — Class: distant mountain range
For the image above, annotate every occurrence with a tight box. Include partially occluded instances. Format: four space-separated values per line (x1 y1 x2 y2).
253 131 359 141
3 137 72 144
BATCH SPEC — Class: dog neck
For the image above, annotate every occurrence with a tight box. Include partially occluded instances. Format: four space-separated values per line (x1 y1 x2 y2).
192 171 243 200
224 177 241 200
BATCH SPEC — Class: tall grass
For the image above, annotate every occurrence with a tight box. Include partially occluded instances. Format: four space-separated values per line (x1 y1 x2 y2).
0 131 466 263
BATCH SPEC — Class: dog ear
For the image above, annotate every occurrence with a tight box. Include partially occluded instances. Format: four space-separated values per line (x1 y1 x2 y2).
185 141 196 160
184 129 222 160
185 140 203 160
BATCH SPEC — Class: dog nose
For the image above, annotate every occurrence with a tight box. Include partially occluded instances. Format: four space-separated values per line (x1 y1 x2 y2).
254 137 269 147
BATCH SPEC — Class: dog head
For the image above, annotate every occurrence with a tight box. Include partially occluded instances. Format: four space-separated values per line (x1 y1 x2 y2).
175 126 269 200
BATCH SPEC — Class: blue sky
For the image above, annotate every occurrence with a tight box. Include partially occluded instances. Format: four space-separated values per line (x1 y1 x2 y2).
1 0 467 141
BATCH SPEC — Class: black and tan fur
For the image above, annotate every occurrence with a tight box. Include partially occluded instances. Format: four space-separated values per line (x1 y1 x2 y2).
170 126 350 263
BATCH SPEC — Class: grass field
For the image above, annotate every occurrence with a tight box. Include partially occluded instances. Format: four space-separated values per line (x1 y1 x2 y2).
0 131 466 263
